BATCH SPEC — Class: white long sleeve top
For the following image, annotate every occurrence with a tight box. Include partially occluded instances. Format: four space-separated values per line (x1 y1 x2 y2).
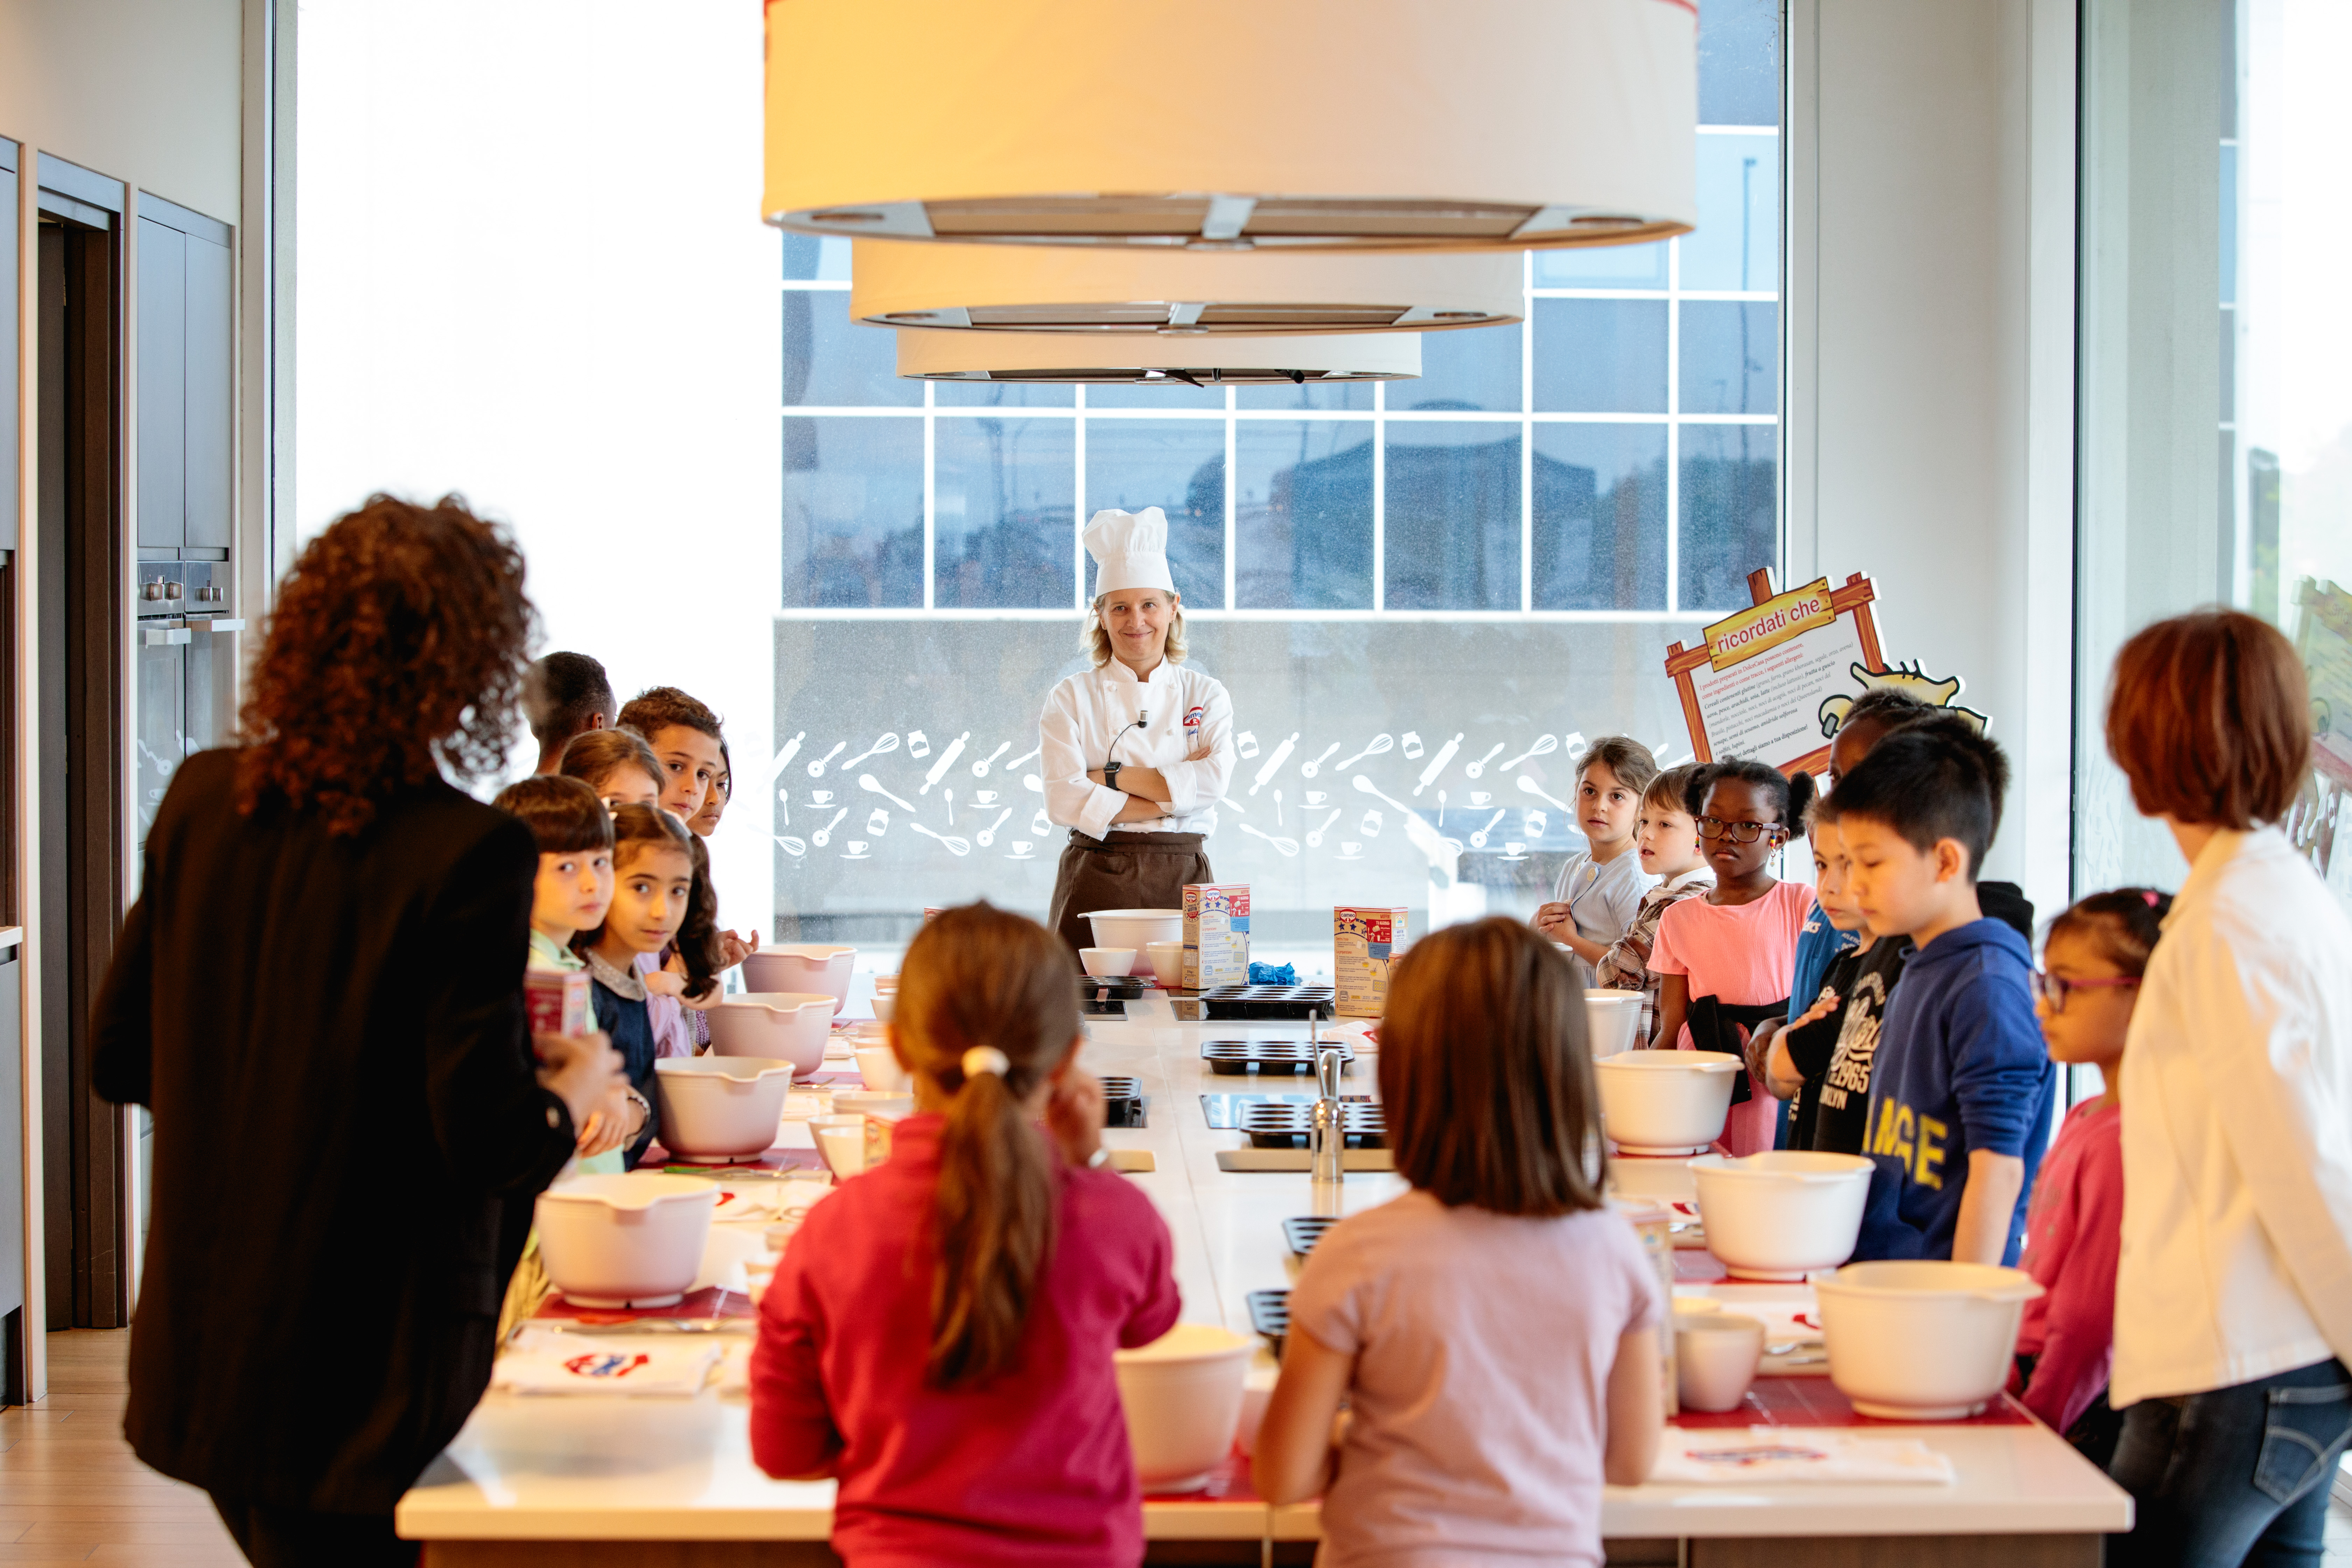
1038 658 1236 842
2110 826 2352 1405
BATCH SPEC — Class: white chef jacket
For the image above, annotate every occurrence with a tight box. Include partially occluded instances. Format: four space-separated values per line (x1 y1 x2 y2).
2110 827 2352 1405
1038 659 1236 842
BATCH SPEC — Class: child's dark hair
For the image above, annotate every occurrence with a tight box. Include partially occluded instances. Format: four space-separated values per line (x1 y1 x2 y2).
1381 917 1603 1216
619 685 723 743
1681 757 1817 830
1642 763 1702 817
1576 735 1659 798
574 804 718 1002
559 727 665 798
1828 723 2011 880
523 651 615 748
2046 888 2171 979
892 903 1082 1388
492 774 613 855
1838 686 1934 739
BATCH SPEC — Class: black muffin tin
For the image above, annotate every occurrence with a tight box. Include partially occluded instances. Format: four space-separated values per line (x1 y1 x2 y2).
1199 1092 1374 1129
1077 975 1152 1016
1198 984 1338 1020
1247 1288 1293 1357
1281 1215 1341 1258
1238 1101 1386 1149
1099 1075 1146 1128
1199 1039 1356 1076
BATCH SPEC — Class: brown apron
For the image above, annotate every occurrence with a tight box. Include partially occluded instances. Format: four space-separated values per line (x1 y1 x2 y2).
1048 831 1214 956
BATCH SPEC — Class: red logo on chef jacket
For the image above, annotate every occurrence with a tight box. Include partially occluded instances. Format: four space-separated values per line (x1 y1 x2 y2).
1183 706 1205 736
565 1351 652 1380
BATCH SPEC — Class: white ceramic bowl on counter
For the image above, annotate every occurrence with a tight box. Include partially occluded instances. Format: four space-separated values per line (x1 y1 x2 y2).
1815 1260 2045 1420
1080 946 1136 978
1688 1150 1875 1280
1584 990 1643 1056
1674 1311 1766 1412
854 1043 912 1093
1114 1323 1255 1492
652 1057 796 1163
1144 940 1186 988
706 993 836 1074
742 946 857 1015
1085 909 1184 953
1593 1050 1744 1155
535 1172 719 1309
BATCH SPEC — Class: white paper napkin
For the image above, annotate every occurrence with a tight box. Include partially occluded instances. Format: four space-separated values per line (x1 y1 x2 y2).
492 1330 722 1397
1653 1428 1957 1485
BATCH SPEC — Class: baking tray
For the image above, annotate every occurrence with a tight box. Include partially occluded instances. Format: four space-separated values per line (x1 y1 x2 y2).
1282 1215 1341 1258
1198 984 1338 1020
1238 1101 1386 1149
1198 1091 1374 1129
1200 1039 1356 1077
1099 1074 1147 1128
1077 975 1151 1016
1247 1288 1292 1358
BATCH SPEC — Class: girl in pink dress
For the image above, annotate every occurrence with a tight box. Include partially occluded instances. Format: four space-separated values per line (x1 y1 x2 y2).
1648 761 1818 1155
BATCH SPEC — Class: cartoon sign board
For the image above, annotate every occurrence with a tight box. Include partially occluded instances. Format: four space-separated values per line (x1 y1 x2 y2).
2290 577 2350 890
1664 571 1890 778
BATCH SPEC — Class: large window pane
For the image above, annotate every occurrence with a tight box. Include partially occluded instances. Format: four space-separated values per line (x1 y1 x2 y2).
1534 242 1669 291
1086 421 1226 609
1385 424 1521 611
1533 425 1667 611
1699 0 1782 126
1086 380 1226 411
1679 301 1778 414
1236 423 1373 609
1678 423 1777 611
1682 134 1780 292
781 235 850 281
783 292 920 407
1234 379 1375 411
1390 323 1521 413
933 378 1074 409
934 417 1077 609
1532 300 1669 413
782 417 923 608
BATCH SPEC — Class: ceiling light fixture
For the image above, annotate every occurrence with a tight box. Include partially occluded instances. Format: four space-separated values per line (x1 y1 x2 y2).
895 328 1420 385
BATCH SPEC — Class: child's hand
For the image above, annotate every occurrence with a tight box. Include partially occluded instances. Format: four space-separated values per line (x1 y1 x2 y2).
1793 990 1840 1030
1531 901 1575 940
574 1079 634 1158
718 929 761 969
643 964 688 999
1045 1068 1107 1168
1739 1020 1778 1086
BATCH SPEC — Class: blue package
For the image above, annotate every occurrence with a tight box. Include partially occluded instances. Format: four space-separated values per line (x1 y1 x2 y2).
1248 961 1297 985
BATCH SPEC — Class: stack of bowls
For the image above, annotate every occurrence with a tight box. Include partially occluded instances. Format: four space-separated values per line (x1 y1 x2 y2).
744 945 857 1015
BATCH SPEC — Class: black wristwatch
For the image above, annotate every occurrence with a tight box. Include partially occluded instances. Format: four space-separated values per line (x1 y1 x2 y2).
1103 760 1123 791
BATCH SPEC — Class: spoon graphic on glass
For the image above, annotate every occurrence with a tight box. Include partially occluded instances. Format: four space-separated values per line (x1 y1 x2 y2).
1519 775 1570 811
1352 774 1410 812
1240 823 1300 857
861 774 916 811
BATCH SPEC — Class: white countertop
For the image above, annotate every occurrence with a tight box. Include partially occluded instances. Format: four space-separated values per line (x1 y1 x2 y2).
399 996 2130 1542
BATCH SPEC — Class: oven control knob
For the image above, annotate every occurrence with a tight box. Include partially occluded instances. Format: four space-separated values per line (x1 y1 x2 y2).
164 581 184 600
143 580 165 601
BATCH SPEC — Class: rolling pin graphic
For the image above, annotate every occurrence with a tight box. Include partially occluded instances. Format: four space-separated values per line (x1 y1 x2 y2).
1413 733 1464 795
920 732 969 793
1248 732 1300 795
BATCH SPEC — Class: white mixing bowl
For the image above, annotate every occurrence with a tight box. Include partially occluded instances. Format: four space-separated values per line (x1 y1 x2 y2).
1585 990 1644 1055
706 993 835 1074
742 946 857 1014
1689 1150 1875 1280
1085 909 1184 954
1114 1323 1254 1492
1145 940 1187 988
653 1057 796 1163
1594 1050 1745 1154
1815 1260 2045 1420
535 1172 719 1309
1081 947 1137 978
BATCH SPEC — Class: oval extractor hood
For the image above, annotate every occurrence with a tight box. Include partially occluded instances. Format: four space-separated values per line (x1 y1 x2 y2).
765 0 1696 252
852 241 1522 334
895 328 1420 385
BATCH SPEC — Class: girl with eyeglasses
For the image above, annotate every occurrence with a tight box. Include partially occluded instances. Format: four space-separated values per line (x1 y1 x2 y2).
2010 887 2168 1470
1647 759 1819 1155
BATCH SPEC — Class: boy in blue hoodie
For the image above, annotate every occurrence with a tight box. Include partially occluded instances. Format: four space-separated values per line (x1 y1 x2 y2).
1835 718 2051 1264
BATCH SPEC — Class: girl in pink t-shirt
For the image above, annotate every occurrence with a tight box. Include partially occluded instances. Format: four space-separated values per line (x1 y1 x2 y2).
1254 918 1664 1568
1649 761 1818 1155
748 904 1180 1568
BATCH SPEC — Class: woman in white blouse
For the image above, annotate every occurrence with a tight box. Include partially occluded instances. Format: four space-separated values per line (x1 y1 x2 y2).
2100 610 2352 1568
1038 508 1237 955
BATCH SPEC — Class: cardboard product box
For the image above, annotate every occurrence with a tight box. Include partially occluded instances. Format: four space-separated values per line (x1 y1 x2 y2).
524 968 593 1038
1183 883 1252 990
1334 906 1409 1017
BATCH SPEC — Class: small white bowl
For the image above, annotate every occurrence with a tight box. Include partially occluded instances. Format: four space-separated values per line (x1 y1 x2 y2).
855 1044 912 1093
1080 946 1137 978
1675 1311 1765 1412
871 993 897 1023
811 1113 867 1178
1144 940 1187 988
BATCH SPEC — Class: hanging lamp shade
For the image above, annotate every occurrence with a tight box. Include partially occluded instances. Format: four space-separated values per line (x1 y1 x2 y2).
851 240 1522 333
896 327 1419 385
764 0 1696 252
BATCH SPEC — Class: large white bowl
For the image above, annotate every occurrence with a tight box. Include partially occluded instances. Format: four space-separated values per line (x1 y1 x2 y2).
1594 1050 1744 1155
742 946 856 1015
535 1172 719 1309
706 993 835 1073
653 1057 796 1163
1085 908 1184 954
1815 1261 2045 1420
1114 1323 1254 1492
1584 989 1644 1055
1689 1151 1875 1281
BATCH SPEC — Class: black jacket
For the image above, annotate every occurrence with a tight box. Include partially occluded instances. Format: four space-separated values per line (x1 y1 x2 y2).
91 749 577 1513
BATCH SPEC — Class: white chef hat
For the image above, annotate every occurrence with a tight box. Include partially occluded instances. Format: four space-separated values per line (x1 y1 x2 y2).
1083 507 1177 600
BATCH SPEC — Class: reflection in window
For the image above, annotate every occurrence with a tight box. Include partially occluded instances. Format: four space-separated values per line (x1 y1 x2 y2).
1535 241 1669 292
1532 425 1668 611
1085 421 1226 609
934 418 1076 609
1699 0 1783 125
1393 323 1521 413
782 293 920 408
782 418 923 608
1233 379 1375 412
1679 424 1777 611
1680 302 1778 415
1385 424 1521 611
1236 424 1374 610
781 233 851 282
1086 379 1226 411
1683 134 1781 292
933 377 1075 409
1532 300 1670 413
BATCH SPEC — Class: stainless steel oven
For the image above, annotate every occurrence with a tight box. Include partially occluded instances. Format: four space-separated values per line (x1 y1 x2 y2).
133 559 241 854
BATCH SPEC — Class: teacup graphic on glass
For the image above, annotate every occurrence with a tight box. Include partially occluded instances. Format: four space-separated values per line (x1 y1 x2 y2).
808 790 835 806
1337 841 1365 859
971 790 1001 806
843 840 872 860
1468 791 1493 808
1007 840 1036 860
1303 791 1329 808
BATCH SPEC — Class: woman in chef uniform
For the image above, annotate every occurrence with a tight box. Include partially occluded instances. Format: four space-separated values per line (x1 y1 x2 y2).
1041 507 1238 955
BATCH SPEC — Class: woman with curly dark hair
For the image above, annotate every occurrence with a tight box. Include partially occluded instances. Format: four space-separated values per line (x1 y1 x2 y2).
91 494 629 1567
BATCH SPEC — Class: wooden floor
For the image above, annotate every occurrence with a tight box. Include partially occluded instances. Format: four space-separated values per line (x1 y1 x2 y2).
0 1330 245 1564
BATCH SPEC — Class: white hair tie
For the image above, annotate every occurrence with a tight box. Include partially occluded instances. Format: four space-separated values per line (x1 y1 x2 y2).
961 1046 1011 1080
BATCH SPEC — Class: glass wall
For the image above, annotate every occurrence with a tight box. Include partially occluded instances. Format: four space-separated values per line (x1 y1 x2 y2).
2077 0 2352 911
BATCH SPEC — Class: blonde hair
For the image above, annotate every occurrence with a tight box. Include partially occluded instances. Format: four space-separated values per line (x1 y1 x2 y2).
1083 592 1187 668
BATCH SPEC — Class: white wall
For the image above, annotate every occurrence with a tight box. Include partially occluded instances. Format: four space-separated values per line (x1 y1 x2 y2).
294 0 780 940
1786 0 2079 921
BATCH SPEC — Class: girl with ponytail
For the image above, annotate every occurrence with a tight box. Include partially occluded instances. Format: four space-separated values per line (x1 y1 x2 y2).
749 902 1181 1568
